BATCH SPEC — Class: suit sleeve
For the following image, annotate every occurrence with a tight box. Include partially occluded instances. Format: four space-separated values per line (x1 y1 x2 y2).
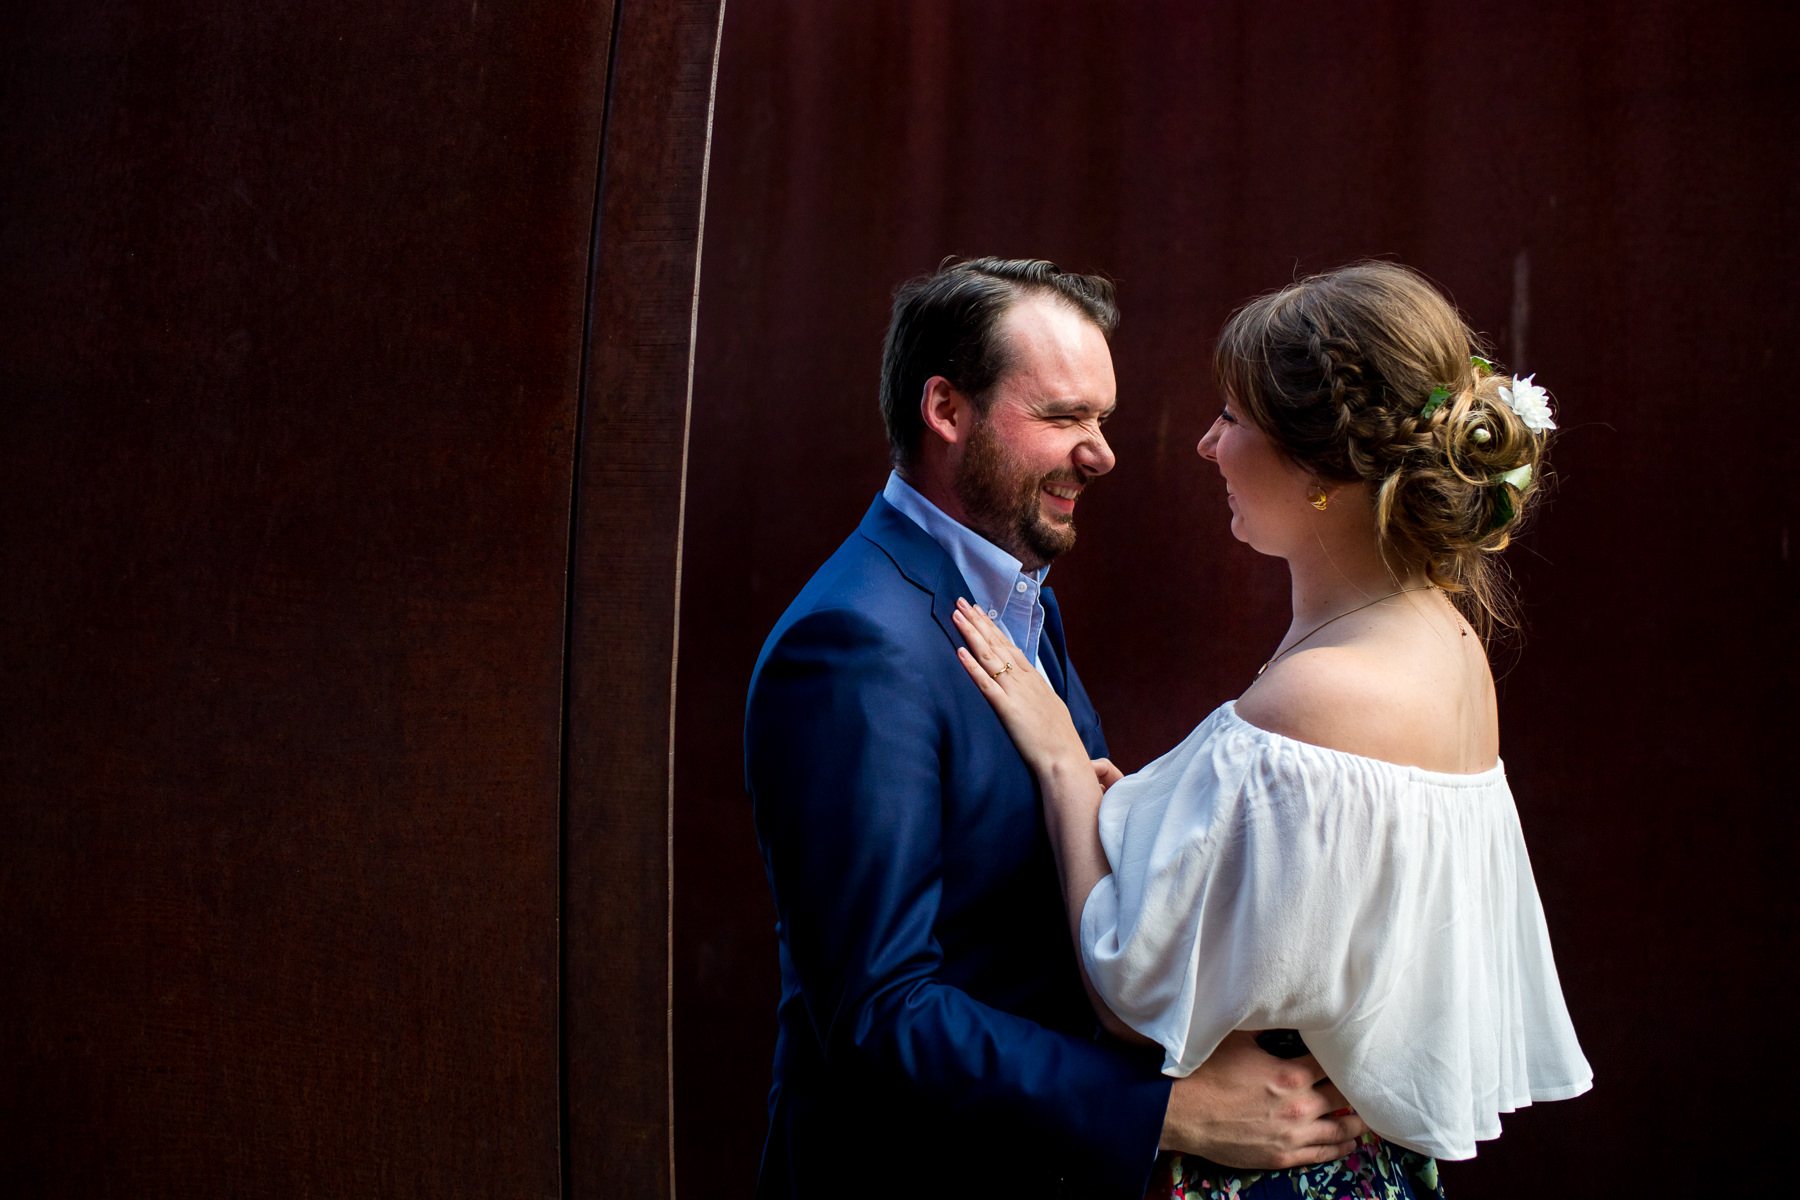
747 605 1169 1195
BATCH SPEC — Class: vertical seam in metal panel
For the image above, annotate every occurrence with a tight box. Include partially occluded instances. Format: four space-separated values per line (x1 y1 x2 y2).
561 2 627 1197
666 5 727 1196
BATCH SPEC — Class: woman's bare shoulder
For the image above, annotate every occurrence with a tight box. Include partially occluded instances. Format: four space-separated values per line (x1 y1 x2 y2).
1235 645 1482 770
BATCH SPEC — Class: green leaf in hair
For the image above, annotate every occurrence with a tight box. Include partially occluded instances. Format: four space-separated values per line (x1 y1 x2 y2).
1487 487 1515 533
1420 387 1451 418
1493 464 1533 490
1483 463 1531 533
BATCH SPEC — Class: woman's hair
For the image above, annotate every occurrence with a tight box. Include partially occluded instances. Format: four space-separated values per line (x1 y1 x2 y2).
1214 261 1553 637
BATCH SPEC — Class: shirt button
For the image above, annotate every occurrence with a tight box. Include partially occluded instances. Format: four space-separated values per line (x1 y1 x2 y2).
987 609 999 619
1015 580 1028 593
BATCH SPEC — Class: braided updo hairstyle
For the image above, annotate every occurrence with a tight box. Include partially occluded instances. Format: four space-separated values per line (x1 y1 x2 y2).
1214 261 1553 637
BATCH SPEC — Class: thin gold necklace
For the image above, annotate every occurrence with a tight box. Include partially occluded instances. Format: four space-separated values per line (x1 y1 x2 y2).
1256 585 1437 677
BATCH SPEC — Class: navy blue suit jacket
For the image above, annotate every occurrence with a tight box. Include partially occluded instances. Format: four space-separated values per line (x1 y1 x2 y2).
745 496 1171 1198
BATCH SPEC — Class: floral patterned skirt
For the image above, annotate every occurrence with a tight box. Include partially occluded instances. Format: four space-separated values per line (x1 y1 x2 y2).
1146 1133 1446 1200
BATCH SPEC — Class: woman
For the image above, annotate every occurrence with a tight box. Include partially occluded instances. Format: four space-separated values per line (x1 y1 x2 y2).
952 262 1591 1200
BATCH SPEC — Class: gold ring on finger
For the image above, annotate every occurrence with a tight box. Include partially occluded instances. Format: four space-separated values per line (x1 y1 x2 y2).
990 662 1012 678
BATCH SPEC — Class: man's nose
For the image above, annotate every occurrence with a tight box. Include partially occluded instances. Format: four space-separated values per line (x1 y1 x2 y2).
1077 425 1116 476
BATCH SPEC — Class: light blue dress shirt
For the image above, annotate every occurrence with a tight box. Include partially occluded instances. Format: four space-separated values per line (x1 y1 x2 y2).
883 471 1047 669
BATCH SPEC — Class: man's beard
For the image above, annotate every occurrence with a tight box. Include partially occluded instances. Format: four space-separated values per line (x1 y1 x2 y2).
952 416 1079 569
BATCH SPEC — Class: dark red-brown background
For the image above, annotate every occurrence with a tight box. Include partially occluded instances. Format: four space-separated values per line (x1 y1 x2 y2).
2 0 723 1194
5 0 1794 1196
677 1 1797 1196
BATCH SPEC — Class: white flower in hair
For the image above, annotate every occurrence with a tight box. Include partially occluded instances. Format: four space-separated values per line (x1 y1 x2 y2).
1498 375 1556 433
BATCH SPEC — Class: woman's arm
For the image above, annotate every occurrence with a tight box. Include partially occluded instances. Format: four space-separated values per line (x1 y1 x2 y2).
956 600 1372 1161
952 599 1150 1045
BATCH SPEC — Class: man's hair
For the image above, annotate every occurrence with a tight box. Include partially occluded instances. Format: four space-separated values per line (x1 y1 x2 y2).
879 257 1118 468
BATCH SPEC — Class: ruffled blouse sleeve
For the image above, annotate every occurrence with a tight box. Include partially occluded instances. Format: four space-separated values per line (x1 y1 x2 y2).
1079 703 1592 1161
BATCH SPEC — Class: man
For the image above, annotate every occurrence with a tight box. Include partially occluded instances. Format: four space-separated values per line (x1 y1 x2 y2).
745 258 1364 1198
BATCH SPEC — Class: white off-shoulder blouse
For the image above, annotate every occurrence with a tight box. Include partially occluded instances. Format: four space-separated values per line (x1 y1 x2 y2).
1081 701 1593 1161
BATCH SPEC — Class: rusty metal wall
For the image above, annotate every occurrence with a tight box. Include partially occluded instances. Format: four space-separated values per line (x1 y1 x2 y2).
678 1 1798 1193
1 0 721 1195
4 0 1789 1193
562 2 726 1197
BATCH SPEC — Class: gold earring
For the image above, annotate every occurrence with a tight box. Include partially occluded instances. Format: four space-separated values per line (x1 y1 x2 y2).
1309 489 1330 512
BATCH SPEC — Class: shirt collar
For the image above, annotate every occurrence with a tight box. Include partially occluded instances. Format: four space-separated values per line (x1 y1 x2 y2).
881 470 1048 617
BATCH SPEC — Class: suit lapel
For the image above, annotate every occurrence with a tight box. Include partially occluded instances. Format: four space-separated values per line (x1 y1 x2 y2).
860 495 1073 702
858 496 974 649
1038 587 1069 700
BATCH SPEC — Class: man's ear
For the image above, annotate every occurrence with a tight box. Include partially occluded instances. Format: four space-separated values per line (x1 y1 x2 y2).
919 375 973 448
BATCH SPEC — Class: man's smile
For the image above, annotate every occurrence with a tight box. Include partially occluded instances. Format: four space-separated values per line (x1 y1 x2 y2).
1041 480 1082 515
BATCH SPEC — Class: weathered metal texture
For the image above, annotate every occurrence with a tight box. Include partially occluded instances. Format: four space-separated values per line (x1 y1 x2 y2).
678 1 1798 1194
0 0 615 1193
561 2 726 1197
